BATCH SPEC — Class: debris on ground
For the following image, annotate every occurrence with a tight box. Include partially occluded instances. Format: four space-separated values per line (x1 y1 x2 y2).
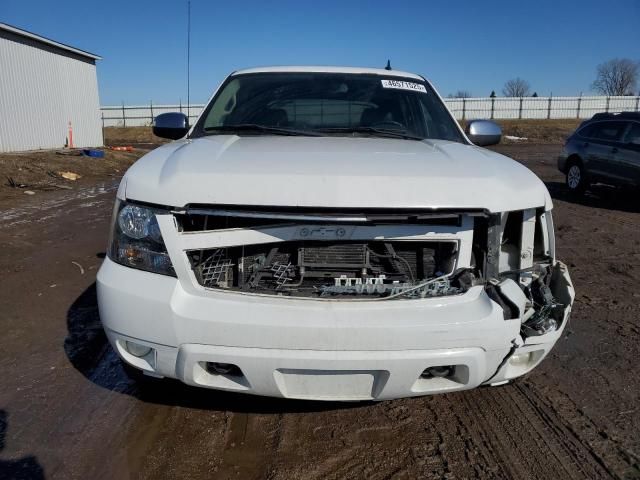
56 149 83 156
1 140 151 204
59 171 82 181
82 149 105 158
23 190 35 195
71 261 85 275
6 175 71 191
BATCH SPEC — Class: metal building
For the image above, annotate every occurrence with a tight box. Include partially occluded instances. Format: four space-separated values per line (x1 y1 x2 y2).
0 23 103 152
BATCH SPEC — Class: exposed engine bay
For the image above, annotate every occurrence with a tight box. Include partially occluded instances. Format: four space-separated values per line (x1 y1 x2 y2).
187 240 467 299
178 206 572 338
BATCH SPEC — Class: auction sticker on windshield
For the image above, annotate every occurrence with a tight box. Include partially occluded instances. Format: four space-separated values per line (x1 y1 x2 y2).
381 79 427 93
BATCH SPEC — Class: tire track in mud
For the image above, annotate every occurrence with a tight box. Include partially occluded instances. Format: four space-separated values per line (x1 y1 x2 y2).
215 411 284 479
450 383 617 480
253 381 622 479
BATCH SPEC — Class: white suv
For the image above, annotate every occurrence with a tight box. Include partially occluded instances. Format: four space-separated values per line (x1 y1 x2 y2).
97 66 574 401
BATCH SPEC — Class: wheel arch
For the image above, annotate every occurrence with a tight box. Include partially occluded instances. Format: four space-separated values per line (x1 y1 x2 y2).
566 154 583 169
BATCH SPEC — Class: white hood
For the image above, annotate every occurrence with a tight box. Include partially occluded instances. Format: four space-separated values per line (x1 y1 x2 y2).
123 136 552 213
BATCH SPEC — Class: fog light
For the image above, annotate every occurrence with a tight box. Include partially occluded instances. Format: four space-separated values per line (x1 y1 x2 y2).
206 362 242 376
125 341 152 358
509 352 533 366
421 365 455 379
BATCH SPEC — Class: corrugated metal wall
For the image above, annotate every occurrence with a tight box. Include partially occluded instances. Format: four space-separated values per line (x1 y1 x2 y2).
0 33 103 152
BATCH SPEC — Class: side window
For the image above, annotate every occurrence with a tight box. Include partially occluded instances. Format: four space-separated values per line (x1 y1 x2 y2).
204 78 241 129
590 121 627 142
623 122 640 145
577 124 593 138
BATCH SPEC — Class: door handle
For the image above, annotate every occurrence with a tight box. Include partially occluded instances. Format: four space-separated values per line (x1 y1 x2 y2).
611 147 618 153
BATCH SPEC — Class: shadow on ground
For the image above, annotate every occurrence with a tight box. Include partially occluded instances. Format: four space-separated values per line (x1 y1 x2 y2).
64 282 363 415
546 181 640 214
0 410 45 480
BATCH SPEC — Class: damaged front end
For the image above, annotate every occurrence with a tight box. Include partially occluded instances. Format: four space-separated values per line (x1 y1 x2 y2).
175 207 480 300
172 205 573 382
186 240 470 299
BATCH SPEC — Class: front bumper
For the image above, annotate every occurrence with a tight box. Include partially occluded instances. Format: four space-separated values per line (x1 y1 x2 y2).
97 257 574 400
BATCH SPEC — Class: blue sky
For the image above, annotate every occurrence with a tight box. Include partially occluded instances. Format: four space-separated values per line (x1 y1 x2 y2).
3 0 639 105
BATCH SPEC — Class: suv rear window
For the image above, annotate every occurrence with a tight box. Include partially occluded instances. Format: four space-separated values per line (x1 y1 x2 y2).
624 122 640 144
590 121 627 142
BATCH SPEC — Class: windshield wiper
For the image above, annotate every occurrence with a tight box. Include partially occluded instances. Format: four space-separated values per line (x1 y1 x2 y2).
317 126 424 141
203 124 321 137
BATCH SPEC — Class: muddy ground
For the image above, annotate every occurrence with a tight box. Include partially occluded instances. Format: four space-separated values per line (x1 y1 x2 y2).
0 136 639 479
0 127 168 206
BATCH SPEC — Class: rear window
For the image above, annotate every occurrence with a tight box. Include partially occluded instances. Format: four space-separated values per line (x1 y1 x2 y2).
589 121 627 142
624 122 640 144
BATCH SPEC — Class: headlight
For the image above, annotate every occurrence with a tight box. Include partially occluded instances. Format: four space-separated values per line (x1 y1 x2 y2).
108 201 175 276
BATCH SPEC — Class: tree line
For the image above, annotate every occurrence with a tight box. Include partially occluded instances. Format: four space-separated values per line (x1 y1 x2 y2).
448 58 639 98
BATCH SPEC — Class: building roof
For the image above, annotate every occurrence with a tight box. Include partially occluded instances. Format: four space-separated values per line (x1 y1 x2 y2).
233 65 424 80
0 22 101 60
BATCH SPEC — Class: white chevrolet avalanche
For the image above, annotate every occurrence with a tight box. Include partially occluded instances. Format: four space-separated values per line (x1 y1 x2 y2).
97 66 574 401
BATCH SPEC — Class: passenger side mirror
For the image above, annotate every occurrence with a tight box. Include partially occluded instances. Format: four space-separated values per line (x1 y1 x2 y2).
152 112 189 140
465 120 502 147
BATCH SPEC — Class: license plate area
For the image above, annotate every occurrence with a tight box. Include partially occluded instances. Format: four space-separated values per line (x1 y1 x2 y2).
273 369 388 400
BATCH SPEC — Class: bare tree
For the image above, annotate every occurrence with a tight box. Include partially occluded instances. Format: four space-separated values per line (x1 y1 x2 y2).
591 58 639 96
447 91 472 98
502 78 531 97
454 90 472 98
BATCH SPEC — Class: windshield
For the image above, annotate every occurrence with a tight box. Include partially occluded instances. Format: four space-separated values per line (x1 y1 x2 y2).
192 72 464 142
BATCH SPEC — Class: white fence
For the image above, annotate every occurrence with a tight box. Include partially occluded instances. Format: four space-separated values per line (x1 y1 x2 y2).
445 95 640 120
101 95 640 127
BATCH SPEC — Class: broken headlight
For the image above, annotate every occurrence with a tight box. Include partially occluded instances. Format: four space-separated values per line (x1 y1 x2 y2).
108 200 175 277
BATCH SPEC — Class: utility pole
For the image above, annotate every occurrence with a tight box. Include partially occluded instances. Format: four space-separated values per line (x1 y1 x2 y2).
187 0 191 124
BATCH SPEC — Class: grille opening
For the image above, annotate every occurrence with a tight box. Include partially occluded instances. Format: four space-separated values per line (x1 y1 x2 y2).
187 240 461 299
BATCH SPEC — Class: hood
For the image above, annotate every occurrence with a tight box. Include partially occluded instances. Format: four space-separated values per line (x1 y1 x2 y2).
123 136 552 213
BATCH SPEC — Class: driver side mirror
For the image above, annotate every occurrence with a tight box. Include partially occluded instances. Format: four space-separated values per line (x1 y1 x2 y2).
152 112 189 140
465 120 502 146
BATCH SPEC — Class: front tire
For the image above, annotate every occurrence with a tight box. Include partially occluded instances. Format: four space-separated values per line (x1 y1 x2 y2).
566 162 587 194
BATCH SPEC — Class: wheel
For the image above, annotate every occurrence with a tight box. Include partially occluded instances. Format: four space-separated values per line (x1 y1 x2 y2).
566 161 587 194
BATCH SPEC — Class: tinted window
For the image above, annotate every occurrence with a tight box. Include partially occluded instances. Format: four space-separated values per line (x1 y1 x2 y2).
590 121 627 142
576 124 593 138
624 122 640 144
194 73 464 142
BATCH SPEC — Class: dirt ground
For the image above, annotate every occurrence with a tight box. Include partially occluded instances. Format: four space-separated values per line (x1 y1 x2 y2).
0 130 639 479
0 127 170 207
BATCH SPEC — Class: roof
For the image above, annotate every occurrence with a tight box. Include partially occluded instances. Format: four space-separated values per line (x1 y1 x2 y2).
0 22 101 60
591 112 640 121
232 65 424 80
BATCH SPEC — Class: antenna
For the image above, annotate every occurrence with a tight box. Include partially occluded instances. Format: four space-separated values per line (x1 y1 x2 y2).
385 60 392 71
187 0 191 124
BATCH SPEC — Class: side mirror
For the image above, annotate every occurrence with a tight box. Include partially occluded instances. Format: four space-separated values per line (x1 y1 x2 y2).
465 120 502 146
152 112 189 140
